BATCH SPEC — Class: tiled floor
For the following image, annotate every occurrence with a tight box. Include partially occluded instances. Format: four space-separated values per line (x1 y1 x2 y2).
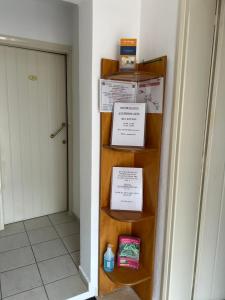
0 212 87 300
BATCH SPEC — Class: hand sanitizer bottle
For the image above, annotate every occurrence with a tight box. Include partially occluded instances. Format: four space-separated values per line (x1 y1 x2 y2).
104 244 115 272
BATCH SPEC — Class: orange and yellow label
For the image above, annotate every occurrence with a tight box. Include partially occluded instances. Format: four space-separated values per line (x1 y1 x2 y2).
120 38 137 47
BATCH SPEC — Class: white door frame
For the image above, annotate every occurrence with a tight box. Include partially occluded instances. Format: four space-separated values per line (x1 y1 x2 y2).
161 0 218 299
193 0 225 297
0 34 73 229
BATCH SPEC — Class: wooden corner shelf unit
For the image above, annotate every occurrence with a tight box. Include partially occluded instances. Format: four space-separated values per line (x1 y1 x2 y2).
99 56 167 300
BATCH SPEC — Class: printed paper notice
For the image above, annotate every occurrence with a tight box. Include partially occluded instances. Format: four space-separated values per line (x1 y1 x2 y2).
100 77 164 113
111 102 146 147
100 79 136 112
111 167 143 211
137 77 164 113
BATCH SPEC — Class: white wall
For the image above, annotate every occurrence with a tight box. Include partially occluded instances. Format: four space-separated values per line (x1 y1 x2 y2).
71 5 80 219
139 1 179 299
89 0 141 290
0 0 73 45
0 0 181 296
92 0 141 61
78 0 180 296
78 0 93 286
77 0 141 292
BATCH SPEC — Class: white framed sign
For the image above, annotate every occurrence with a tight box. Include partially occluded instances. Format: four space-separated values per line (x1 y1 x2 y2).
111 102 146 147
110 167 143 212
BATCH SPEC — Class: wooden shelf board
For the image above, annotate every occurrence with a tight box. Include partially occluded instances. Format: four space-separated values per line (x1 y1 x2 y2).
103 265 151 286
102 208 154 223
102 71 158 82
103 145 157 153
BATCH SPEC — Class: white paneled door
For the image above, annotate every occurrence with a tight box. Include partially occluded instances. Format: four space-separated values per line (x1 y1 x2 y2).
0 45 67 224
194 2 225 299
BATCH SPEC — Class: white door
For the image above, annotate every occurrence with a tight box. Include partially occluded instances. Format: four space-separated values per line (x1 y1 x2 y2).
0 45 67 224
193 1 225 299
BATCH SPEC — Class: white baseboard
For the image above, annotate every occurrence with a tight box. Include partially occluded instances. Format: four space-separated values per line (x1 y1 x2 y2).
67 290 94 300
67 266 97 300
79 265 90 290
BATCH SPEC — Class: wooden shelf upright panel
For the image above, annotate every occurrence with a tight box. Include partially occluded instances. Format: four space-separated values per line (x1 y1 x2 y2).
99 56 167 299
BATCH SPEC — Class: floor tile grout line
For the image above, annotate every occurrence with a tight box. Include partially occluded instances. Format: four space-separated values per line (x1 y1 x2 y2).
0 252 75 274
35 230 83 292
23 218 53 232
20 212 68 224
0 244 32 256
48 212 78 226
47 216 71 257
1 284 44 300
28 237 60 247
49 219 79 226
23 219 60 246
0 230 26 241
32 253 75 265
23 228 32 247
43 273 82 288
0 213 80 299
47 215 80 269
1 213 78 237
0 228 30 254
1 273 83 300
0 262 37 275
47 216 80 273
49 216 83 287
59 232 80 240
0 250 79 293
26 228 50 300
47 214 79 231
48 222 80 239
0 244 30 255
25 225 56 234
27 237 61 247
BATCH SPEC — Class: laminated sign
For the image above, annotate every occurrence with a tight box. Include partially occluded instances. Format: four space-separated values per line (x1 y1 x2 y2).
100 77 164 113
111 102 146 147
110 167 143 212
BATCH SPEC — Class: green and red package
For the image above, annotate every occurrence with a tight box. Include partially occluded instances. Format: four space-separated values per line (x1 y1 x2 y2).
117 235 141 269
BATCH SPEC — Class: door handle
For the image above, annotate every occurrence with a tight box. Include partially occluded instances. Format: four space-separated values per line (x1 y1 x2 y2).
50 122 66 139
